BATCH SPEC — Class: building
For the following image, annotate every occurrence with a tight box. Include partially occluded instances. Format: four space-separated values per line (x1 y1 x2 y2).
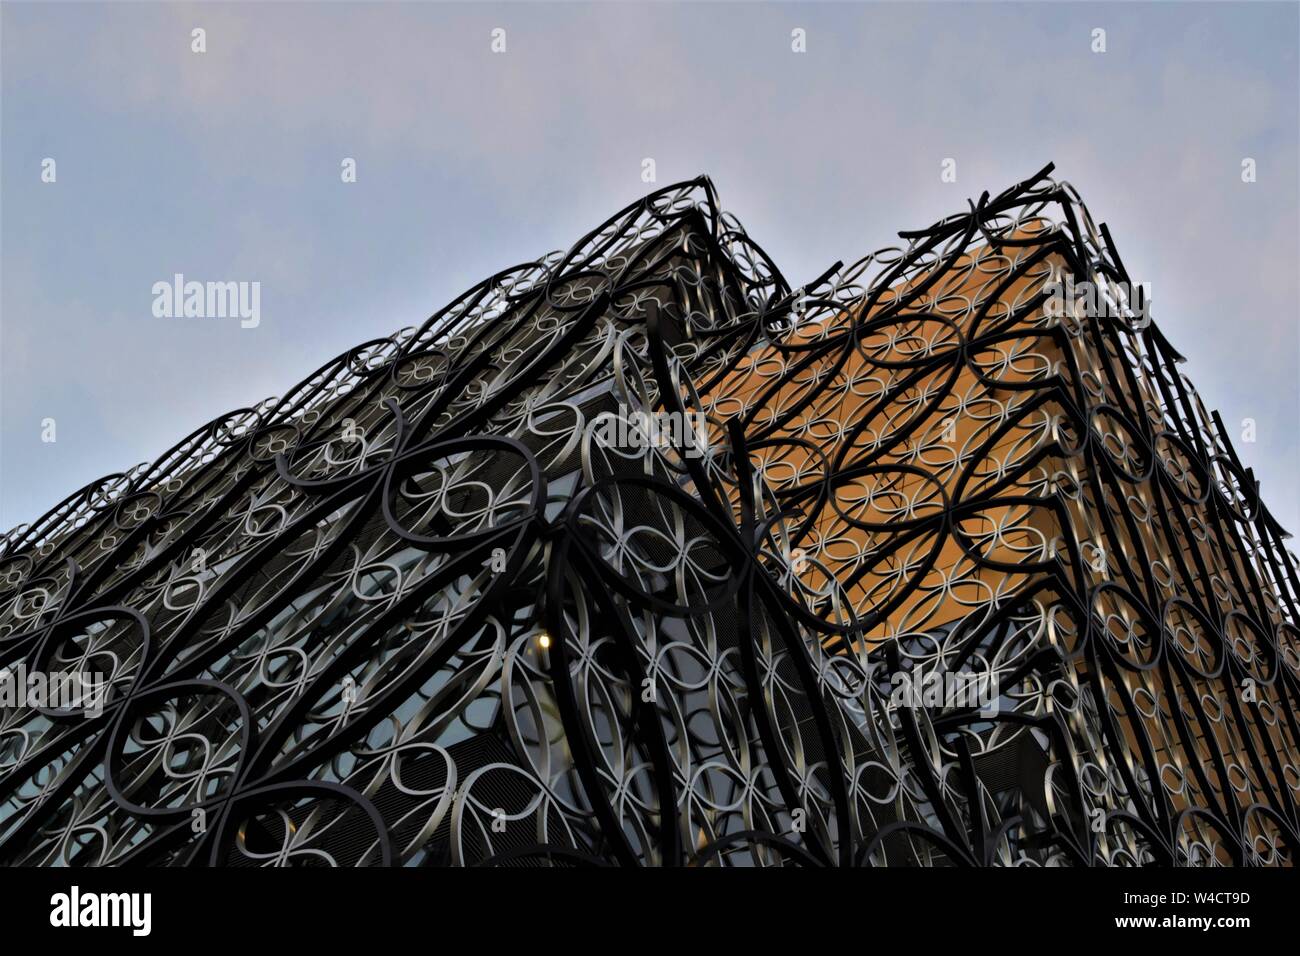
1 164 1296 866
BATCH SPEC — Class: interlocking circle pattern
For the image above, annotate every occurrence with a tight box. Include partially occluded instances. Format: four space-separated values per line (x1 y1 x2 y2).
2 166 1296 866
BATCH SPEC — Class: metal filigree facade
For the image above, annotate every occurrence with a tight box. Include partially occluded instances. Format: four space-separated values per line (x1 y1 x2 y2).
2 165 1297 867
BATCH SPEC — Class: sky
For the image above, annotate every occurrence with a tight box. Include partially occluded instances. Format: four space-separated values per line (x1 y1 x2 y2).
2 1 1298 537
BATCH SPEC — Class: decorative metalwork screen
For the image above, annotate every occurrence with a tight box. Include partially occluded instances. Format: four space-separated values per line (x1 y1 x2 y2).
2 164 1297 866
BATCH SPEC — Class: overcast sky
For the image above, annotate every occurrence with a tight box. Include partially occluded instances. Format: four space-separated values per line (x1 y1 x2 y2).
3 1 1297 537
